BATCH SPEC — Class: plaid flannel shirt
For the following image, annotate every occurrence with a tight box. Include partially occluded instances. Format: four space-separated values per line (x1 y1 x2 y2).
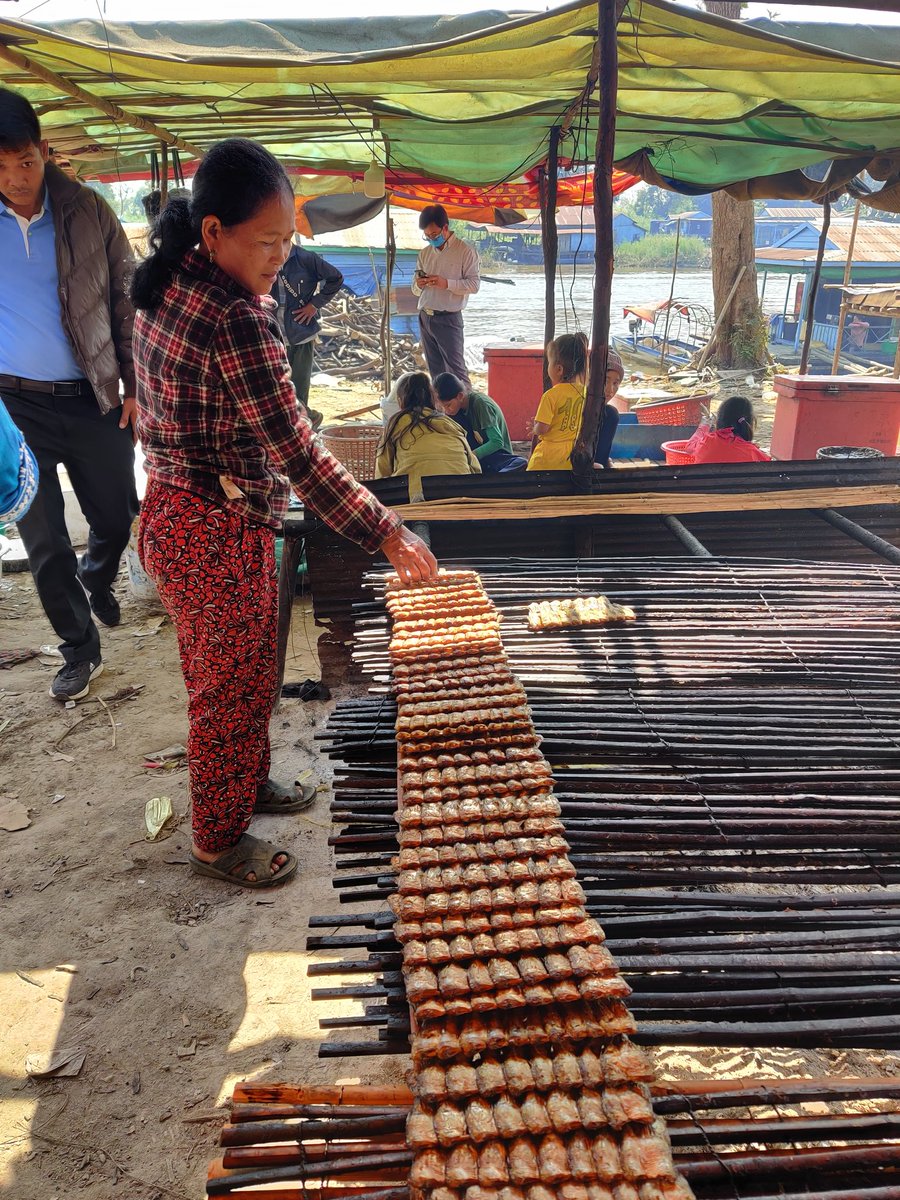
134 249 400 550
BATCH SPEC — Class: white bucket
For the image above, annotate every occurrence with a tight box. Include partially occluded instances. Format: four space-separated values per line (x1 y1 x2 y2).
124 515 161 604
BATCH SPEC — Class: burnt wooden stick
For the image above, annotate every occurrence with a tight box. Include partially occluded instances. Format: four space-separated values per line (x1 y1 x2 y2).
206 1151 414 1194
231 1083 412 1106
209 1185 405 1200
311 985 394 1002
608 926 900 953
668 1110 900 1145
229 1103 406 1123
306 933 395 952
320 1041 409 1058
320 1013 394 1030
635 1017 900 1049
223 1139 406 1169
307 958 398 977
745 1190 900 1200
221 1114 408 1147
676 1141 900 1182
619 952 900 971
653 1077 900 1112
308 912 387 929
630 982 900 1014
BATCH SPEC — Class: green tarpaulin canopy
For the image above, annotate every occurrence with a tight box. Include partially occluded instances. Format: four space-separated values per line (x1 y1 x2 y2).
2 0 900 196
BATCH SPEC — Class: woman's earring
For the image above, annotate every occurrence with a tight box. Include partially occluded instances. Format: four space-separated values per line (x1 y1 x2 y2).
208 247 216 263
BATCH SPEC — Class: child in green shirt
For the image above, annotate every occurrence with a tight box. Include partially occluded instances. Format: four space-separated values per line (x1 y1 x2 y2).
434 373 526 473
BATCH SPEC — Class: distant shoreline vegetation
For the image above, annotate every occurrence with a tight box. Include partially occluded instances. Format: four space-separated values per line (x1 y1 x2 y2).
615 233 711 270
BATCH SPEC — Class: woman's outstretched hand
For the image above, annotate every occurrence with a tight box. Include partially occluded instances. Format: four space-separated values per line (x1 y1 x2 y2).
381 525 439 586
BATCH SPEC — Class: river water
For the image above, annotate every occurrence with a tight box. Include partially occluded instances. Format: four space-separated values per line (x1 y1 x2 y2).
462 267 790 368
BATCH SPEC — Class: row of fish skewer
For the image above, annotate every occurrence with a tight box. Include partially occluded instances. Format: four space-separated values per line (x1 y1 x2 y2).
384 570 694 1200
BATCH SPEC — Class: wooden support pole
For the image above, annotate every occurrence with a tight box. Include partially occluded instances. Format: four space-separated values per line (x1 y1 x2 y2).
697 265 747 371
819 508 900 565
662 514 713 558
159 141 169 210
540 126 561 391
571 0 623 486
382 194 395 397
831 200 860 373
659 216 683 372
799 199 831 375
0 40 204 160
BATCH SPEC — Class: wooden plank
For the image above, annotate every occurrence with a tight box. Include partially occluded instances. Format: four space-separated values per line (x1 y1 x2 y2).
395 484 900 522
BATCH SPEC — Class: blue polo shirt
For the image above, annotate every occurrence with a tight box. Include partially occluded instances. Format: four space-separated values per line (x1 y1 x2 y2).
0 188 85 382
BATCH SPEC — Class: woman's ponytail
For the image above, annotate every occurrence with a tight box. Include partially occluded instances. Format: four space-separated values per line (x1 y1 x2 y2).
130 197 198 311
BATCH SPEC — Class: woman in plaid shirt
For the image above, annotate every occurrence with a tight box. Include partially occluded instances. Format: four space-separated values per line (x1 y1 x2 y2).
132 138 436 889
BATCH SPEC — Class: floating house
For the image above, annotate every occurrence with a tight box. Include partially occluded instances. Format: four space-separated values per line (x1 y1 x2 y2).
467 206 645 265
655 197 822 246
759 218 900 364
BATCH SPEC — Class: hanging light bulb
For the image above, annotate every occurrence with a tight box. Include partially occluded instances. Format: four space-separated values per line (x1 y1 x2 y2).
363 159 385 199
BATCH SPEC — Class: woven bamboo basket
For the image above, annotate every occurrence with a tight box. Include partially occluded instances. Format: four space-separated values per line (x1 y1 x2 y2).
320 423 383 481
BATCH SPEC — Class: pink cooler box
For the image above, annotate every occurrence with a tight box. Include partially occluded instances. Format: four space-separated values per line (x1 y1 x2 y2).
771 374 900 460
482 342 545 441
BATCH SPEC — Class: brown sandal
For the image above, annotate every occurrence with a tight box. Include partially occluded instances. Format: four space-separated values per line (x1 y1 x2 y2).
254 778 317 814
189 833 298 889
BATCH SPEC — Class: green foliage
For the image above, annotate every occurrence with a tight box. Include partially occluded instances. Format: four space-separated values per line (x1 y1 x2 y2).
86 179 148 223
617 185 695 226
615 233 710 269
724 304 768 364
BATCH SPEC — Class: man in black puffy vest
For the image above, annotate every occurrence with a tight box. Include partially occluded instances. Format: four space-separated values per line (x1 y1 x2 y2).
0 88 138 702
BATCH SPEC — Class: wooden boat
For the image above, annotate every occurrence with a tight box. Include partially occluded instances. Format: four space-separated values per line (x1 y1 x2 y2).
613 299 713 368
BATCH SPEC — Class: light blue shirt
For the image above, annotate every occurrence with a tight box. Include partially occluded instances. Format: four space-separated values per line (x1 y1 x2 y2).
0 187 85 381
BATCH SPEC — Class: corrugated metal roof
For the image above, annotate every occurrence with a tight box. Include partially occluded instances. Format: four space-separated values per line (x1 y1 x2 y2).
758 220 900 265
759 207 821 221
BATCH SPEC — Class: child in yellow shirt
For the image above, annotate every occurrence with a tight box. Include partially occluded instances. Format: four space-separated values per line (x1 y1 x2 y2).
526 333 588 471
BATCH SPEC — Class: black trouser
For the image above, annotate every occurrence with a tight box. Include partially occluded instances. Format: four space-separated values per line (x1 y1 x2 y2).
2 385 138 664
286 338 315 409
594 404 620 469
418 310 470 386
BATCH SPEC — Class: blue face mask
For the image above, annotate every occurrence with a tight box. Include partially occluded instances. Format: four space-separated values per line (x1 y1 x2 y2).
426 233 447 248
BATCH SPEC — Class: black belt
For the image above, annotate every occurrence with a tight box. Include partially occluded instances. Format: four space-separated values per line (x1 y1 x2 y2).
0 374 92 397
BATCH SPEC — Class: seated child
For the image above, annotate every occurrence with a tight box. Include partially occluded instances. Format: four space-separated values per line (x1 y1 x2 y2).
376 372 480 501
692 395 772 464
433 373 526 472
593 348 624 470
526 333 588 471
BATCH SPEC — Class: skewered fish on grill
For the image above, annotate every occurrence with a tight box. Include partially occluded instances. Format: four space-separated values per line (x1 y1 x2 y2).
527 595 636 631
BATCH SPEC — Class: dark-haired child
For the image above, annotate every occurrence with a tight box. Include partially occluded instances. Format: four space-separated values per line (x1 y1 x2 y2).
526 333 589 471
376 371 480 501
692 395 771 464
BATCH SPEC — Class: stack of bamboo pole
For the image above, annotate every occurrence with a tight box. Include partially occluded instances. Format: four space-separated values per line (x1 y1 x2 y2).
207 1081 900 1198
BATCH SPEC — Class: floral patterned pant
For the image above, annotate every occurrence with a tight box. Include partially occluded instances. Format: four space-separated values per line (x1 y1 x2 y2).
139 481 278 853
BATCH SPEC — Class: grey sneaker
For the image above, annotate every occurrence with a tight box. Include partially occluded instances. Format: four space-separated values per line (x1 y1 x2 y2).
50 659 103 701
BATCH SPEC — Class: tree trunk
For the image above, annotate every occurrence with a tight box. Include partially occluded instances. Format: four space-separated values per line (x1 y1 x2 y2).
703 1 767 369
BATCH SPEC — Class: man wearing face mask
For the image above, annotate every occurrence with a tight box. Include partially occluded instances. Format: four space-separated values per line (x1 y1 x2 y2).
411 205 480 387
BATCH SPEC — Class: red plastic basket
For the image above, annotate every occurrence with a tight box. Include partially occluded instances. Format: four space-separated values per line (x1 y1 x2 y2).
661 439 696 466
635 396 707 426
